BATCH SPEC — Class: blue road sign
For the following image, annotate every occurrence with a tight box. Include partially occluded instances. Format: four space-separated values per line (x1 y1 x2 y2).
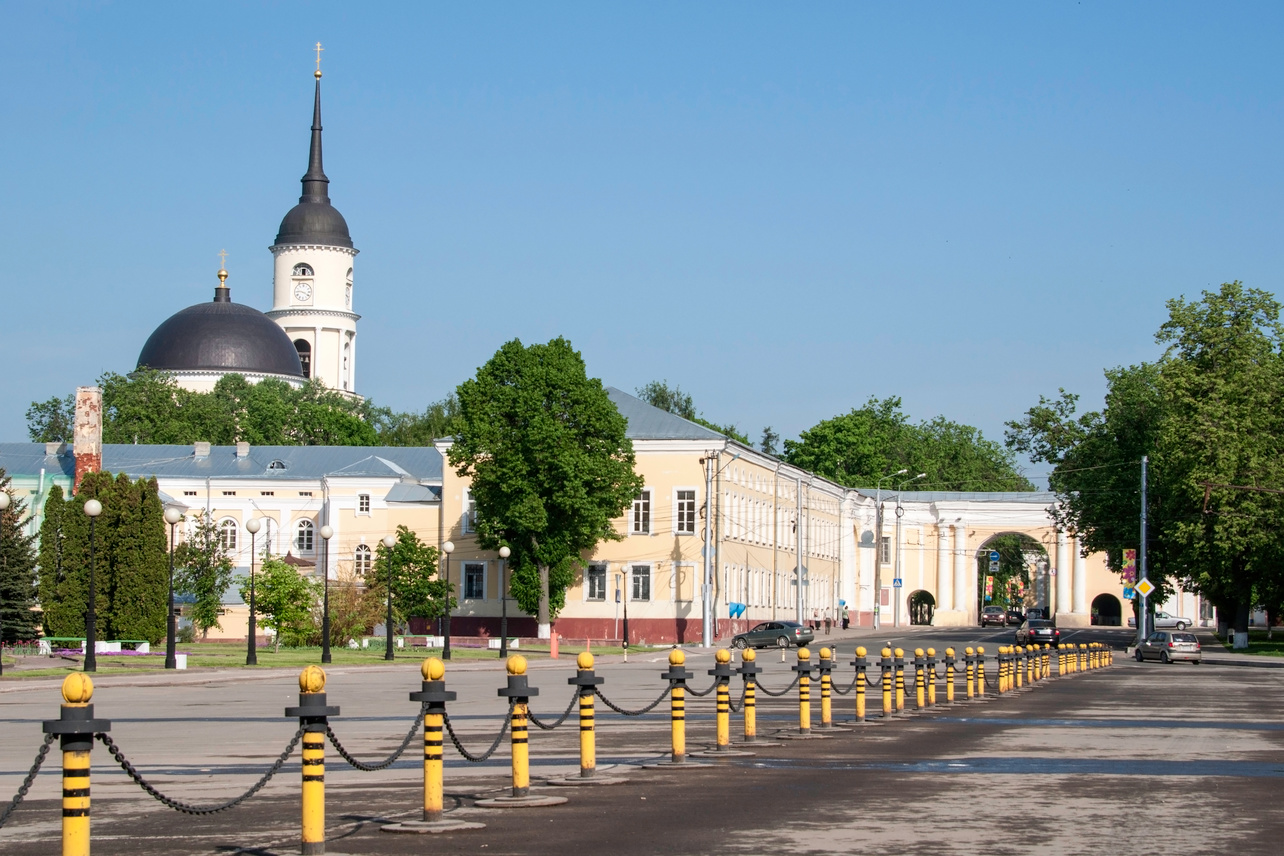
893 578 903 588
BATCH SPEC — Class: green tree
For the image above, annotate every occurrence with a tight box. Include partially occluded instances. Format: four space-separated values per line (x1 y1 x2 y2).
36 484 69 635
785 396 1033 490
26 395 74 443
371 395 463 446
636 380 751 444
0 471 40 642
759 426 780 456
241 556 318 652
372 525 449 627
175 512 234 637
452 338 645 635
101 475 168 642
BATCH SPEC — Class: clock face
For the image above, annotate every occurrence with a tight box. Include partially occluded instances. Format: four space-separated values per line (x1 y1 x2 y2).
293 282 312 302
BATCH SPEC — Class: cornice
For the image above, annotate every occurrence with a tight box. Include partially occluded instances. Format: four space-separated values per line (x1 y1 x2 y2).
266 309 362 323
269 244 359 257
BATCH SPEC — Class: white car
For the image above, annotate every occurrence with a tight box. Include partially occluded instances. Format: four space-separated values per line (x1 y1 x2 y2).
1127 610 1194 630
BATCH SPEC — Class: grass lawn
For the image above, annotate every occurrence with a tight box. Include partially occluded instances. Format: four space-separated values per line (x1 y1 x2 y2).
1214 629 1284 656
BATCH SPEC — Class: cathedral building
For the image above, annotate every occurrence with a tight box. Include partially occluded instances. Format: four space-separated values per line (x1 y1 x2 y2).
136 64 359 396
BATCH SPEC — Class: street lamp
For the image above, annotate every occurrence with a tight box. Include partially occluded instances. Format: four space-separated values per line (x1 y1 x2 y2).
83 498 103 673
245 517 261 666
319 524 333 664
0 491 9 677
620 568 630 658
498 545 511 658
893 473 927 628
382 533 397 661
441 541 455 660
163 506 183 669
872 469 907 630
699 451 740 648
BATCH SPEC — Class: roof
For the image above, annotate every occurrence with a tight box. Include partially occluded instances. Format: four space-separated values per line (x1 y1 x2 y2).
605 387 727 441
852 489 1057 504
0 444 76 480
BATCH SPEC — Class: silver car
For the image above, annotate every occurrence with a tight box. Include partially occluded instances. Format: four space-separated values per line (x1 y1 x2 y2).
1135 631 1201 664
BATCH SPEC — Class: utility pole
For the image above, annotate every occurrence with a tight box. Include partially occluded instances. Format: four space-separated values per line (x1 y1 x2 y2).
795 477 804 624
701 453 715 648
1137 455 1148 649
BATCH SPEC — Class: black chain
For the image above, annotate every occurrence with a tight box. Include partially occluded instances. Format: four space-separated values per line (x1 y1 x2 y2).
983 672 997 689
594 686 669 716
326 704 425 772
753 674 800 697
831 672 860 696
727 683 748 713
683 678 718 697
0 733 54 829
865 673 884 687
96 729 302 815
443 707 512 762
529 690 580 731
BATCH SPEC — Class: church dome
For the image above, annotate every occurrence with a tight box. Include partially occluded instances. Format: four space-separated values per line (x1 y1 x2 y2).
137 272 304 379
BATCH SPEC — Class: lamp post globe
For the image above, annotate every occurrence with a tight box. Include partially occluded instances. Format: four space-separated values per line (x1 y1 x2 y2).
498 545 511 657
441 541 455 660
245 518 262 666
0 491 8 676
382 534 398 661
319 525 334 664
83 498 103 672
162 506 183 669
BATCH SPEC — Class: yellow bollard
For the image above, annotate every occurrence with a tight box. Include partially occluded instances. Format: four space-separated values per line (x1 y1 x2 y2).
976 646 987 697
881 647 894 717
894 648 906 712
1026 647 1035 685
42 674 110 856
926 648 937 707
965 647 975 700
1014 646 1024 689
945 648 956 704
1079 643 1087 673
668 649 687 761
797 647 812 733
509 656 531 794
288 664 336 856
421 659 449 821
914 649 926 710
715 649 732 748
577 652 599 773
996 648 1005 694
740 648 759 741
818 648 834 728
853 646 868 722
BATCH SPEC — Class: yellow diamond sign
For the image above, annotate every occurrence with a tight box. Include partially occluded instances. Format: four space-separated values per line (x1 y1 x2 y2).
1134 578 1155 598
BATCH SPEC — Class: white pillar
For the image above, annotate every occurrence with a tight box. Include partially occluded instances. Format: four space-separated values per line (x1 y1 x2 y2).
1055 530 1071 617
952 523 968 613
936 523 952 614
1073 536 1087 613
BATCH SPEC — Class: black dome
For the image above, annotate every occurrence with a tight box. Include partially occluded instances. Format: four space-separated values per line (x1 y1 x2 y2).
275 200 352 248
137 289 304 379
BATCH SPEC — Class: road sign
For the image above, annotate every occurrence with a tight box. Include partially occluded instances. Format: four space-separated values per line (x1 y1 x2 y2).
893 578 903 588
989 550 1000 563
1135 578 1155 598
1123 587 1135 600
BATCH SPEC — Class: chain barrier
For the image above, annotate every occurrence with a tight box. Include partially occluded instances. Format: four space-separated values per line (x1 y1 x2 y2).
528 689 580 731
753 674 800 697
95 729 302 816
594 686 670 716
0 733 54 829
683 678 718 697
983 671 998 689
727 683 748 713
326 703 426 772
443 707 513 763
831 672 860 696
865 673 883 687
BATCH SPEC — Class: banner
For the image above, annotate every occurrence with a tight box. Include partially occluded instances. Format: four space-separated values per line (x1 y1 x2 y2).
1122 549 1137 583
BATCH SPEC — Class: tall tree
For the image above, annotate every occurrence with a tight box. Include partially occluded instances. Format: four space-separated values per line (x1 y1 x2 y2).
371 396 463 446
452 338 645 636
175 512 234 637
26 395 74 443
373 525 449 626
0 471 40 642
101 475 168 642
36 484 69 635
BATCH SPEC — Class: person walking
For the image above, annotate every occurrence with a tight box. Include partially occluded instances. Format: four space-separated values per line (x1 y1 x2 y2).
824 611 831 635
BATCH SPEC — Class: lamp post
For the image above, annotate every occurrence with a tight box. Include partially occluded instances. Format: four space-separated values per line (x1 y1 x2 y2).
892 473 927 628
245 517 261 666
382 533 397 661
83 498 103 673
620 568 630 652
0 491 9 677
873 469 907 630
498 545 511 658
319 524 333 664
163 506 183 669
699 451 741 648
441 541 455 660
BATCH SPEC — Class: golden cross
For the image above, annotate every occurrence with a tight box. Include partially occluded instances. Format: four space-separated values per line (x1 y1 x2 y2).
218 249 228 269
315 42 324 73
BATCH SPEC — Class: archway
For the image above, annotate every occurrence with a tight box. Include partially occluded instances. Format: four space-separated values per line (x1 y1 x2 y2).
908 590 935 625
1091 593 1122 626
975 533 1050 620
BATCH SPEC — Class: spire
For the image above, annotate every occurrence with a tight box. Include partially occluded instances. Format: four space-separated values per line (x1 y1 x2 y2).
300 72 330 204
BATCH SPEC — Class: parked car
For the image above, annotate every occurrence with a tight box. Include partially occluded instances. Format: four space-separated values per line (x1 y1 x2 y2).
981 606 1007 627
1006 608 1026 626
730 621 815 649
1127 610 1194 630
1015 619 1061 647
1135 631 1201 664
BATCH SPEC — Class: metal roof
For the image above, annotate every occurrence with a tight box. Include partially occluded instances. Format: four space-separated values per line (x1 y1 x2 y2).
0 444 76 480
852 489 1057 504
605 387 726 442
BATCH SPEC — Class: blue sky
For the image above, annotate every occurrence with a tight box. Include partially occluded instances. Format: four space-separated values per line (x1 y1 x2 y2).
3 3 1281 485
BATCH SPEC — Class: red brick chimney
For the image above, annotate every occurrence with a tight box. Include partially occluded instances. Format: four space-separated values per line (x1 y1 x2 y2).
72 386 103 493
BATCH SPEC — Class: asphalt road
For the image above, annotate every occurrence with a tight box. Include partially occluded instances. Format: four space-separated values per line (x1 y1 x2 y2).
2 626 1282 855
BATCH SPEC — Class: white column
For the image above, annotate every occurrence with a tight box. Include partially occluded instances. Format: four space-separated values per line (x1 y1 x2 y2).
936 523 952 614
952 523 968 613
1073 536 1088 613
1055 530 1071 617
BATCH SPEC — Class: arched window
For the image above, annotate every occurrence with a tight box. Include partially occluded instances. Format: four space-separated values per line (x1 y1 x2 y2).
354 544 372 577
219 518 238 552
292 263 314 277
293 339 311 379
269 460 287 470
296 519 315 553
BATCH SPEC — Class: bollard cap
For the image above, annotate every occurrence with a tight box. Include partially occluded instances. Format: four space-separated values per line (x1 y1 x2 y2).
894 647 904 657
881 647 892 657
669 648 686 666
945 647 954 656
927 647 936 657
578 651 595 669
856 646 866 657
977 646 985 654
715 648 731 664
742 648 756 662
300 665 327 693
965 646 974 654
797 646 811 660
819 647 832 660
422 657 445 681
507 655 528 676
914 648 924 657
62 673 93 705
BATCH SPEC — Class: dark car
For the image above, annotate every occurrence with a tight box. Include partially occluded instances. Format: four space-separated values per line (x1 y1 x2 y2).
981 606 1007 627
731 620 815 649
1015 619 1061 647
1006 608 1026 626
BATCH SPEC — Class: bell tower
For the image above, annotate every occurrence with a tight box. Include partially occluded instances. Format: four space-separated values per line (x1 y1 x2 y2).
266 45 361 396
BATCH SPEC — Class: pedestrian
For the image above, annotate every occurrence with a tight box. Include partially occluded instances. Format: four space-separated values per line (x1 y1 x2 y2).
812 608 819 631
842 610 850 631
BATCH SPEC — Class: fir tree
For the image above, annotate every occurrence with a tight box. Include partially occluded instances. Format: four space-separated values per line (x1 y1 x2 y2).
103 474 167 642
0 470 40 642
36 484 68 635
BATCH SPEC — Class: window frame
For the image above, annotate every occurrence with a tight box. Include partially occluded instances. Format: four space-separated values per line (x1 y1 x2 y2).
673 487 697 535
879 535 891 565
630 488 652 535
296 519 315 554
630 563 652 602
585 564 607 601
357 493 371 515
354 544 372 577
218 518 238 552
462 488 478 534
463 562 486 600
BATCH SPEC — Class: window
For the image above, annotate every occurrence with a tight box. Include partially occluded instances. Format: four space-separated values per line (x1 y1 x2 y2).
222 491 236 497
296 519 315 553
183 490 196 496
219 519 238 551
292 263 314 276
260 491 274 497
463 489 477 533
269 460 287 470
586 565 607 601
675 489 696 535
298 490 312 496
879 536 891 565
354 545 372 577
294 340 311 379
358 493 371 514
631 490 651 534
631 564 651 601
464 563 485 600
